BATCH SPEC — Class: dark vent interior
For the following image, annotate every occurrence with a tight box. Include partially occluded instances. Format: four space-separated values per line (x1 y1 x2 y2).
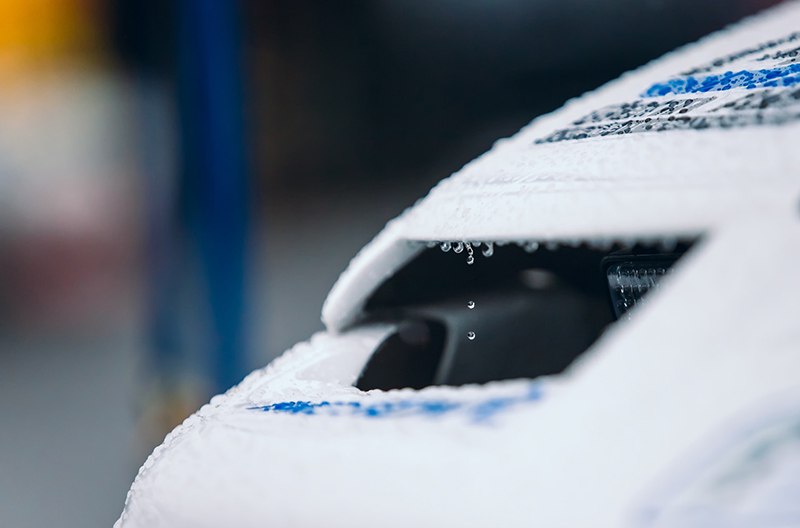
356 240 694 391
356 320 446 391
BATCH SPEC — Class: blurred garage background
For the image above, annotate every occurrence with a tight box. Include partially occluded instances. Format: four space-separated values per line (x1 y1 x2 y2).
0 0 783 526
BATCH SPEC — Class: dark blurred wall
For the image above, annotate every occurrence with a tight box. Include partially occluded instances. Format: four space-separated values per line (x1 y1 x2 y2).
243 0 784 196
110 0 786 196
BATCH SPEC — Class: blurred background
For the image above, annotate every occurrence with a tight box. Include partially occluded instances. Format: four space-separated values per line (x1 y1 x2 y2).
0 0 784 526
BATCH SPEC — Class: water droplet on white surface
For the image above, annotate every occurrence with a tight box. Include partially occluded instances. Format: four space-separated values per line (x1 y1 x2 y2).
659 238 678 252
467 301 475 309
467 331 476 340
523 241 539 253
453 242 464 254
482 242 494 257
440 242 451 252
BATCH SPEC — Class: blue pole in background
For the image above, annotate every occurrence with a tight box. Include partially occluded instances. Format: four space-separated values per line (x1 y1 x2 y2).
178 0 250 394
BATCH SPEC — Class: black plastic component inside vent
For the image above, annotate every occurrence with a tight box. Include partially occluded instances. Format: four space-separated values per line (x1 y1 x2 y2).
356 320 446 391
355 240 694 391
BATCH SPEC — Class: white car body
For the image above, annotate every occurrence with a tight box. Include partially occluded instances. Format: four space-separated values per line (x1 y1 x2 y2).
118 3 800 527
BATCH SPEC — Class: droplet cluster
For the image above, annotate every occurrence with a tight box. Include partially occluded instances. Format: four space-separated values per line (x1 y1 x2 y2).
429 237 688 343
434 238 686 255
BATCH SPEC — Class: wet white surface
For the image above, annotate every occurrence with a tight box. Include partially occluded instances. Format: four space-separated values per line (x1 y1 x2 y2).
0 181 425 528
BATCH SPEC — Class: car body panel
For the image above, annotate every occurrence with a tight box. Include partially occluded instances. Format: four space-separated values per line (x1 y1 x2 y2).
118 3 800 527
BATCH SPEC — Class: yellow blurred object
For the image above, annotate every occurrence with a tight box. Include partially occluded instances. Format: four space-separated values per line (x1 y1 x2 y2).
0 0 105 68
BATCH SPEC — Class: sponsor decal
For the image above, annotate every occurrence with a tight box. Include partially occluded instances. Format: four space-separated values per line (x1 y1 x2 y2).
643 64 800 97
248 383 543 423
536 32 800 144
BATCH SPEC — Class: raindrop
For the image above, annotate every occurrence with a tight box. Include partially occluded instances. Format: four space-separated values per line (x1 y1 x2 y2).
523 241 539 253
467 301 475 309
453 242 464 254
467 331 476 340
467 255 475 265
659 238 678 252
440 242 452 252
466 243 474 265
482 242 494 257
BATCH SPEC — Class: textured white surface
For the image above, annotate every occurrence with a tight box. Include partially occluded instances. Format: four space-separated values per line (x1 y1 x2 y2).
118 214 800 528
117 325 395 528
119 4 800 527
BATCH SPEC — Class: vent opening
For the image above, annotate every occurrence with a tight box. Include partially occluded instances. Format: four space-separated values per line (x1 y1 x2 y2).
356 320 446 391
356 239 695 391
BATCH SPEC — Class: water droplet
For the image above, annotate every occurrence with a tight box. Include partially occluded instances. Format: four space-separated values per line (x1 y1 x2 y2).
467 301 475 309
545 241 559 251
465 243 474 264
659 238 678 252
467 331 476 340
482 242 494 257
453 242 464 254
440 242 451 252
472 241 482 247
426 241 438 248
523 241 539 253
467 255 475 265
